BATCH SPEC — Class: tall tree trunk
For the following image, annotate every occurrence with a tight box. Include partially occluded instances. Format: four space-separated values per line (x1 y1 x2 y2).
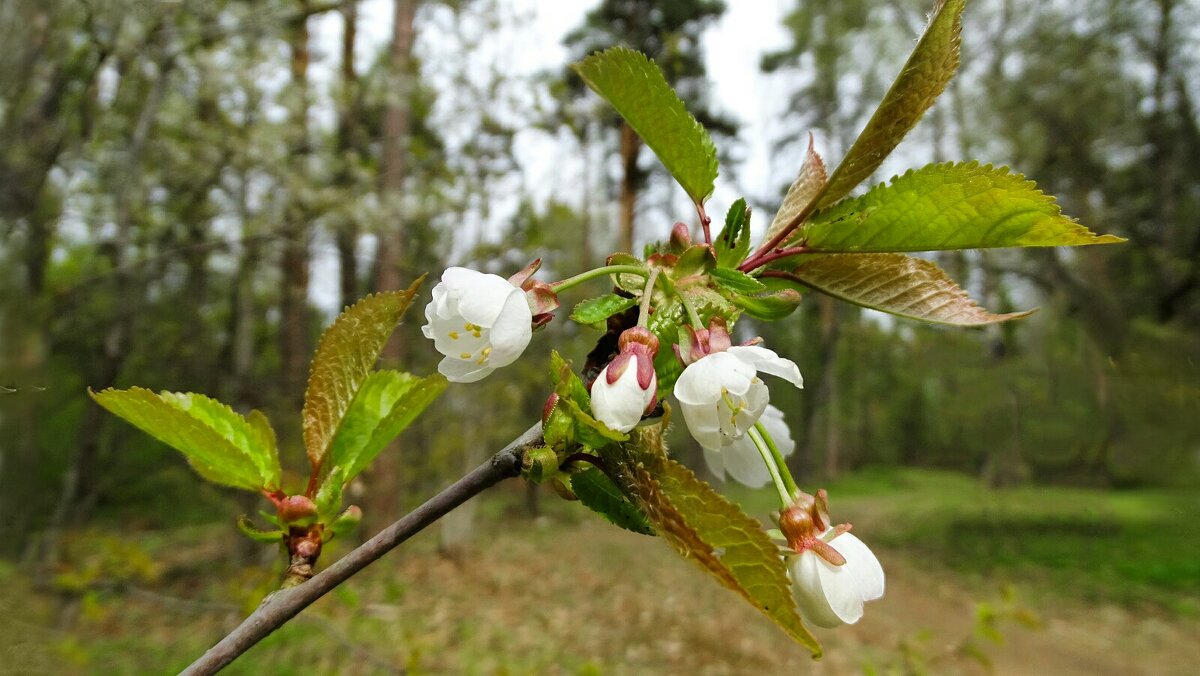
367 0 417 532
336 0 361 310
280 7 313 411
374 0 415 299
804 296 842 478
618 121 640 254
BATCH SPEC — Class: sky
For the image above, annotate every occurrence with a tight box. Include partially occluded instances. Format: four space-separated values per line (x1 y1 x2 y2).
306 0 794 313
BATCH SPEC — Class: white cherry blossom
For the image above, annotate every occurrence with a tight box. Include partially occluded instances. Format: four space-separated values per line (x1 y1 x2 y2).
789 530 885 628
673 345 802 450
422 267 532 383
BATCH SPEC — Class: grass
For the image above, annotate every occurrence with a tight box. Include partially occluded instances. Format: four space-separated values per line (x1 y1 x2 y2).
2 467 1198 674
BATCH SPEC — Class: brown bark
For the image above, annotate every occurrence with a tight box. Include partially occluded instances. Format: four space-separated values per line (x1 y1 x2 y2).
366 0 417 532
336 0 361 310
374 0 416 300
617 121 641 254
279 6 314 408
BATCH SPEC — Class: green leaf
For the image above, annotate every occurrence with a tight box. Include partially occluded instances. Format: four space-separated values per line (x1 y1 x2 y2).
573 47 718 204
798 162 1124 253
731 288 803 321
314 466 345 518
572 467 655 536
715 198 752 268
328 370 448 482
610 424 821 657
570 294 638 326
711 267 767 295
246 410 281 489
764 135 827 244
784 253 1034 326
814 0 966 211
91 387 279 491
303 278 424 471
237 516 284 544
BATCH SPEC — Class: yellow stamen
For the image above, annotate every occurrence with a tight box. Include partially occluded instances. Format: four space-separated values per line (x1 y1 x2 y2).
459 352 472 360
448 331 459 340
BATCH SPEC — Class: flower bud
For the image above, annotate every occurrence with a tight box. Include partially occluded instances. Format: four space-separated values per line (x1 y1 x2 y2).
669 221 693 251
590 327 659 433
673 317 733 366
278 495 318 526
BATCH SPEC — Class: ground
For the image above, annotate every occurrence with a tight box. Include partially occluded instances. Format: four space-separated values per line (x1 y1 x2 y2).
2 468 1197 674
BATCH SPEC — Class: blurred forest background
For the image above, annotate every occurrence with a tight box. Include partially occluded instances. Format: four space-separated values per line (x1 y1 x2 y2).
1 0 1198 673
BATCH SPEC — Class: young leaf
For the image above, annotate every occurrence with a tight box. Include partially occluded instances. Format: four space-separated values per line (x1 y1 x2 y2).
610 424 821 657
813 0 966 211
314 466 345 518
246 410 281 489
237 516 284 544
715 198 752 268
570 294 639 326
782 253 1034 326
303 278 424 471
327 370 448 482
764 135 827 245
90 388 278 491
711 267 767 295
731 288 803 321
798 162 1124 253
573 47 718 204
571 467 655 536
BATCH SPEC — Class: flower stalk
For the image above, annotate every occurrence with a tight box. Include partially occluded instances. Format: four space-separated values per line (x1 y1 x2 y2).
551 264 648 292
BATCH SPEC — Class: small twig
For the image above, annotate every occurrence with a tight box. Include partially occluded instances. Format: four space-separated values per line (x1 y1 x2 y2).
696 201 713 245
180 423 543 675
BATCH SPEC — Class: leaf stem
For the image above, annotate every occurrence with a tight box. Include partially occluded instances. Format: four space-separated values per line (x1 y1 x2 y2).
696 201 712 245
180 424 544 675
749 427 792 508
755 421 799 498
636 268 661 328
551 265 647 292
738 245 809 273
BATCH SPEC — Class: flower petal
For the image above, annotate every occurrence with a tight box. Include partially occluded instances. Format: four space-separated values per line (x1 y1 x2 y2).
591 365 651 433
485 288 533 365
702 446 727 481
829 531 885 602
437 356 494 384
728 345 804 388
443 267 518 328
812 550 867 625
680 401 725 450
717 435 773 487
789 551 845 628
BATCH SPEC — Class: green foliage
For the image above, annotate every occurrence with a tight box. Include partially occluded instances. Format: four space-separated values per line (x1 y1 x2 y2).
314 466 345 518
730 288 803 321
237 516 284 544
570 467 654 536
327 371 448 484
783 253 1034 326
90 388 281 492
570 294 638 326
608 424 822 657
714 198 752 268
572 47 719 205
550 351 628 449
813 0 965 211
710 268 767 295
795 162 1124 253
764 138 826 244
302 280 424 471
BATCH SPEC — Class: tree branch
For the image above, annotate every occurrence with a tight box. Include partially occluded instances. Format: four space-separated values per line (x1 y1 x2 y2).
180 423 543 675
